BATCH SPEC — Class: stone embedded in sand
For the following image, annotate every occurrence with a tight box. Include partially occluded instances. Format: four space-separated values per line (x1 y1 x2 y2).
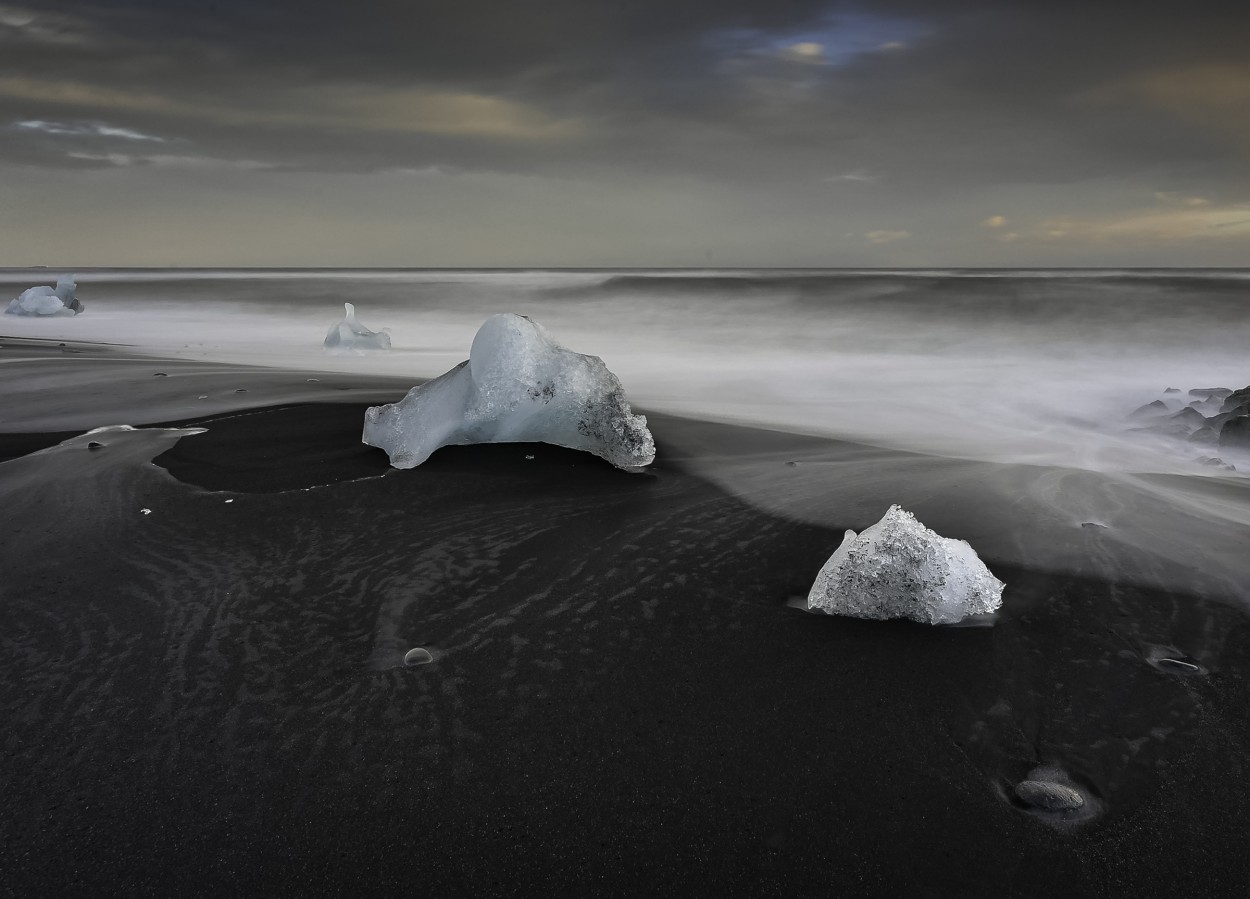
323 302 391 352
1156 657 1202 674
806 505 1004 625
1145 644 1208 675
5 274 81 316
1015 780 1085 812
403 647 434 666
363 313 655 472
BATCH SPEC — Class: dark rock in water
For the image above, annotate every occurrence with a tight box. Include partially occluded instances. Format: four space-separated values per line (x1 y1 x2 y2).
1015 780 1085 812
1219 416 1250 450
1207 410 1243 431
1190 387 1233 399
1157 422 1197 439
1081 521 1107 529
1164 387 1180 393
1129 400 1169 419
87 441 104 451
1218 387 1250 413
1170 407 1207 427
153 372 167 377
1197 456 1236 471
1188 427 1219 445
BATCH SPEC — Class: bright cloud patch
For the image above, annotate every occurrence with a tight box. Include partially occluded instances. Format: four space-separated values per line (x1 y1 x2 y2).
772 14 927 66
67 152 272 170
825 170 877 184
15 119 164 141
0 4 89 44
0 77 578 142
783 41 826 62
865 229 910 244
1038 198 1250 242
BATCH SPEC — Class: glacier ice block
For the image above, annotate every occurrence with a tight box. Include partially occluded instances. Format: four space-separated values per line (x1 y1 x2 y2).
807 505 1004 624
364 313 654 471
324 302 391 351
6 274 81 316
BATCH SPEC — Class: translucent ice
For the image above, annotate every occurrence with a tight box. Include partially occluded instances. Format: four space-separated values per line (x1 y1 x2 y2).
5 274 81 316
323 302 390 351
363 313 655 471
806 505 1004 624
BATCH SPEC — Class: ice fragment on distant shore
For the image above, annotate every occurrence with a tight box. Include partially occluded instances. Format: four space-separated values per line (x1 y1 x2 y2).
323 302 391 352
5 274 81 316
363 313 655 471
806 505 1004 625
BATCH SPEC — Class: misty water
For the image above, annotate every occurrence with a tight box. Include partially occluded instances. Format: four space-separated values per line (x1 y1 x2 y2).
4 268 1248 462
4 267 1250 602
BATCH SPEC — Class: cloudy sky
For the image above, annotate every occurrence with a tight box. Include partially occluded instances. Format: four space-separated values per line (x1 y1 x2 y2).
0 0 1247 266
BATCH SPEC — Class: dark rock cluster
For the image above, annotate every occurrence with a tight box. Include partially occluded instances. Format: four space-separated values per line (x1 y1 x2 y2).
1129 385 1250 469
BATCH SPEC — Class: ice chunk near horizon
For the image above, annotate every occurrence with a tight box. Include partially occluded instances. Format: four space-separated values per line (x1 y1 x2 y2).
363 313 655 471
807 505 1004 625
323 302 391 352
5 274 81 316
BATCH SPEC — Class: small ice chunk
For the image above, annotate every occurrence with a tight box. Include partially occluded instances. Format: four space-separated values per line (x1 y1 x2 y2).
806 505 1005 624
5 274 82 316
323 302 391 352
363 313 655 471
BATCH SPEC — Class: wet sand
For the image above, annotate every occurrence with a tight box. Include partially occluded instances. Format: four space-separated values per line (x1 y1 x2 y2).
3 338 1250 896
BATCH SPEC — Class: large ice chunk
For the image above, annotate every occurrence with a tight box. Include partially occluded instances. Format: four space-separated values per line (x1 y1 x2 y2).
6 274 81 316
807 505 1004 624
364 313 655 471
324 302 391 351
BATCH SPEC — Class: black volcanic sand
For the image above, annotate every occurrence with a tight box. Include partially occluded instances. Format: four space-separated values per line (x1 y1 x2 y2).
3 342 1250 896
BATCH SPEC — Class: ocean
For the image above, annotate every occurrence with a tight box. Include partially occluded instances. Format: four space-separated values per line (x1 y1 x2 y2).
5 267 1249 462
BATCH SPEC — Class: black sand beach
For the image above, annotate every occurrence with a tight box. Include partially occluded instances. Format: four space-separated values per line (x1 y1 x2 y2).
3 338 1250 896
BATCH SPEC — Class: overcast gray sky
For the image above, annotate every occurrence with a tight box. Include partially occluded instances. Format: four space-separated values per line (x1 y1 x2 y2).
0 0 1247 266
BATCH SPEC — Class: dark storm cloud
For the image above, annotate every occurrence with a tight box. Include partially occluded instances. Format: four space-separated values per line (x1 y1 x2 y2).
2 0 1248 189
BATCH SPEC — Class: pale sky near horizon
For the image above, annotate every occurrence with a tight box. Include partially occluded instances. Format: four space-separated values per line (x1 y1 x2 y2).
0 0 1248 267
